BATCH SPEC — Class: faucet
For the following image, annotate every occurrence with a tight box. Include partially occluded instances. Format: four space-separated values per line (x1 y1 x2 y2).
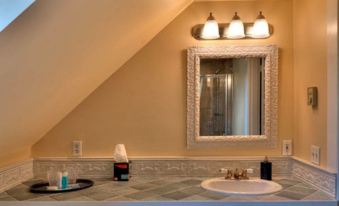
221 168 249 180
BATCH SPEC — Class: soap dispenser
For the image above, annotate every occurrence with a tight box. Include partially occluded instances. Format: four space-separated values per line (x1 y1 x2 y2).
260 156 272 180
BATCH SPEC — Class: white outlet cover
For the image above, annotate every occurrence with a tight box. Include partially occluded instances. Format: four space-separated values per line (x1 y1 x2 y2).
282 140 292 156
311 145 320 165
72 140 83 157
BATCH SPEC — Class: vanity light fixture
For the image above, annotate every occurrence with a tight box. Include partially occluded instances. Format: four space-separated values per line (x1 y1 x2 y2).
200 12 220 40
224 12 245 39
250 11 270 38
192 11 272 40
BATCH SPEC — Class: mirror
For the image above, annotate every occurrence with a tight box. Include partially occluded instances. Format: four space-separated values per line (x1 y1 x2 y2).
187 45 278 148
200 58 264 136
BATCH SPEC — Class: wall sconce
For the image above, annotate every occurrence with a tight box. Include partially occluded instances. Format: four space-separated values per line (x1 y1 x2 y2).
201 12 220 39
251 12 270 38
192 11 273 40
224 12 245 39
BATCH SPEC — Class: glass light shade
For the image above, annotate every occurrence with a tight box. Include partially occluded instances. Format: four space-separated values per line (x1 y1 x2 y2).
201 13 220 40
251 12 270 38
224 12 245 39
225 20 245 39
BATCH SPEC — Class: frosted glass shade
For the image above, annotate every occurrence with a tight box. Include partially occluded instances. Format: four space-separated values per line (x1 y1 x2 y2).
251 12 270 38
201 20 220 39
224 12 245 39
201 13 220 40
225 20 245 39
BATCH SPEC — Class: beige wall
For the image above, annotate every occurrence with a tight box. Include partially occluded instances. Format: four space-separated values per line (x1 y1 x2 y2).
0 0 192 163
0 148 31 168
33 0 294 158
293 0 328 167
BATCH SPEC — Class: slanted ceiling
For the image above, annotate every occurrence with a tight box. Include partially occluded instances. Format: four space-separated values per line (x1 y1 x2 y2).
0 0 193 163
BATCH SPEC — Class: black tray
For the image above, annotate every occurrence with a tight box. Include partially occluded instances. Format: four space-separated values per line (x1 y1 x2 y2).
30 179 94 193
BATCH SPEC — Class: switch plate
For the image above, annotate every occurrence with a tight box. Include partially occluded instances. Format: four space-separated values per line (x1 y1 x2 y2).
72 140 82 157
311 145 320 165
282 140 292 156
307 87 318 107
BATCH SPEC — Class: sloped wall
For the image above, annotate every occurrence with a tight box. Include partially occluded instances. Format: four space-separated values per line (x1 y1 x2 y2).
0 0 192 167
33 0 294 157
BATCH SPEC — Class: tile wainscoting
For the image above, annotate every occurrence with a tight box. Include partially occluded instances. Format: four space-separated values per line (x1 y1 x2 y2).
291 157 336 197
33 156 291 178
0 157 335 198
0 160 33 193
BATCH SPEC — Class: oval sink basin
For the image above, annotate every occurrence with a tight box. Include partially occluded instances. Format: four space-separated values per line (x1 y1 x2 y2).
201 178 282 196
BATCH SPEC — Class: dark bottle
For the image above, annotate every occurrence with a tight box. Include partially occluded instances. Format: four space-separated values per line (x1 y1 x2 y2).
260 156 272 180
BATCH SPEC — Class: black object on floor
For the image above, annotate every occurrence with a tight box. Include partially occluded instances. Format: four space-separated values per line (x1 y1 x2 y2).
114 162 129 181
30 179 94 193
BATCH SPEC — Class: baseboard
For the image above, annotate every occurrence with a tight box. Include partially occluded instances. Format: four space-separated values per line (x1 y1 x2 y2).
0 159 33 193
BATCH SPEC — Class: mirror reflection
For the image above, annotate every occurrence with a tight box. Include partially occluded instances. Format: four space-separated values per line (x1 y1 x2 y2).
199 57 265 136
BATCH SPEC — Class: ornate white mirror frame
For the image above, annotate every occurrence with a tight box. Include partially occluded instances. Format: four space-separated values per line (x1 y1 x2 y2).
187 45 278 148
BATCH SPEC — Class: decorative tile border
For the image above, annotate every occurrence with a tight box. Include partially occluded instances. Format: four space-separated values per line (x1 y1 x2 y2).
129 156 290 177
33 156 290 178
33 158 113 179
0 159 33 193
291 157 336 197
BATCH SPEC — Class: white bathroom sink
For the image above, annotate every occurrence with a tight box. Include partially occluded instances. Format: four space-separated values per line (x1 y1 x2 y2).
201 177 282 196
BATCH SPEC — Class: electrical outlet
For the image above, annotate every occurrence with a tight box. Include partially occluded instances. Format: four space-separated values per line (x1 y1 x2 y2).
311 145 320 165
72 140 82 157
282 140 292 156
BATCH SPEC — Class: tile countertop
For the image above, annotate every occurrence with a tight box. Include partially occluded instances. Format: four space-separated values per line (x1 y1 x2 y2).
0 176 335 205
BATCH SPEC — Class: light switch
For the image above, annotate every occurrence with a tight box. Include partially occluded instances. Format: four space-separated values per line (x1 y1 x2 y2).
282 140 292 156
307 87 318 107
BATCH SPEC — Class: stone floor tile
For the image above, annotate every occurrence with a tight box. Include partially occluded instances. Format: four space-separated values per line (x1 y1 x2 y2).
276 191 307 200
224 195 261 202
131 183 156 190
104 196 136 201
141 195 173 201
66 196 95 201
181 194 212 201
198 191 227 200
285 186 317 195
302 191 334 200
0 193 9 199
148 179 170 185
147 185 180 195
180 186 205 195
84 191 118 201
294 183 315 189
180 179 202 186
28 196 57 201
161 191 192 200
276 179 301 186
124 191 155 200
50 191 84 201
257 194 292 201
6 185 45 201
0 195 17 201
22 179 45 187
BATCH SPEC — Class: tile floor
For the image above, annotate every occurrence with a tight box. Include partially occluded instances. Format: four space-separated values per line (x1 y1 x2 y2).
0 176 334 202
